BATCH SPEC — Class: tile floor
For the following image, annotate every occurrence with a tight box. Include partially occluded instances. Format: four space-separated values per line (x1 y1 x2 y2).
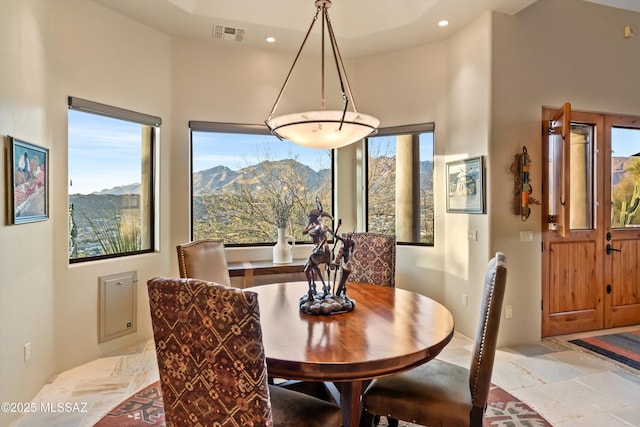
10 327 640 427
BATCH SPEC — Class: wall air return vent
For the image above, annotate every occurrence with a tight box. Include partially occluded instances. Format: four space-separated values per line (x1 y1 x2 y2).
213 25 245 42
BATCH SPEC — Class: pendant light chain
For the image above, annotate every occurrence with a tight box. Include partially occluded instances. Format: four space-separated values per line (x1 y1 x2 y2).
266 6 321 122
265 0 379 149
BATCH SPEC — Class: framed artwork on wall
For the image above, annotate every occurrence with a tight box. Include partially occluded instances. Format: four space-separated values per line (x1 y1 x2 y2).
7 136 49 224
446 156 485 214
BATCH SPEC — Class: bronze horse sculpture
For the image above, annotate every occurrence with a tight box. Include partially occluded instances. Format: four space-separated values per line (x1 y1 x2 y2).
299 198 356 315
302 200 334 300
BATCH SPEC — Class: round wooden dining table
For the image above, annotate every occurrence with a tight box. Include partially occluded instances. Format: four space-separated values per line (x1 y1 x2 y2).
247 281 455 427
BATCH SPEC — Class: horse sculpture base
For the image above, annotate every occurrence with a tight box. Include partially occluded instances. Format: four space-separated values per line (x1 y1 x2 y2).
299 292 355 315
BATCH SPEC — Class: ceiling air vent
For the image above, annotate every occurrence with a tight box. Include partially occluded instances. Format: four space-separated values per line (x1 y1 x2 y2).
213 25 245 42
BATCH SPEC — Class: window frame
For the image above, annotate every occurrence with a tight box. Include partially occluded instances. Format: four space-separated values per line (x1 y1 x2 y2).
365 123 435 246
68 97 159 263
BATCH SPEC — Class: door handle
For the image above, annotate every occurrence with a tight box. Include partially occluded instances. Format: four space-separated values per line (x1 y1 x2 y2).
606 243 621 255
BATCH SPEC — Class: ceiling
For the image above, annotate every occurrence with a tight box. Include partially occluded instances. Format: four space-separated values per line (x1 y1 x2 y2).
93 0 640 58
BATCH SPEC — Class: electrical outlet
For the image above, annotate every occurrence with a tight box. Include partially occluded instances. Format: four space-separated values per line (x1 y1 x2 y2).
467 230 478 241
505 305 513 319
462 294 468 306
24 342 31 362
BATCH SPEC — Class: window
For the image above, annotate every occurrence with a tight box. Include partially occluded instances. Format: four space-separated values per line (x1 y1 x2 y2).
190 122 333 245
68 97 158 262
568 123 594 230
611 126 640 228
366 124 434 245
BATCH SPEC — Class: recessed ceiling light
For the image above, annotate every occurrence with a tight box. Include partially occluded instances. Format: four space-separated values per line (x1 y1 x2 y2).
266 36 276 43
438 20 449 27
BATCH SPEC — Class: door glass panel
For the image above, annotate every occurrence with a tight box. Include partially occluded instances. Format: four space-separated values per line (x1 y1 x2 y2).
548 132 557 231
611 127 640 228
570 124 593 230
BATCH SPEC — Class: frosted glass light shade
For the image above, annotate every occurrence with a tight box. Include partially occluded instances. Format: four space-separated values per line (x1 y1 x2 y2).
267 110 380 149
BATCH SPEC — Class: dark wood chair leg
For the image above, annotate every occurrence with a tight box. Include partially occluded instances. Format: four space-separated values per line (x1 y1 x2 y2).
359 411 376 427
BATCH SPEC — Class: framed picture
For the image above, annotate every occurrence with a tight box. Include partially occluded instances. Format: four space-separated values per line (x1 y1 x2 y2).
446 156 485 214
7 136 49 224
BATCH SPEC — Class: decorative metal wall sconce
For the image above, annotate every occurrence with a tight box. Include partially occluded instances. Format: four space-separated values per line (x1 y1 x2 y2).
510 146 540 221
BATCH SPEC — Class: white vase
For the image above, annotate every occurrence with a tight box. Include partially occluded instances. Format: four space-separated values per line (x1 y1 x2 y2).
273 227 295 264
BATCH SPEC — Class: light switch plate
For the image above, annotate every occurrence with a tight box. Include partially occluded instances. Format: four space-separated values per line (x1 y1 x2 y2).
505 305 513 319
520 231 533 242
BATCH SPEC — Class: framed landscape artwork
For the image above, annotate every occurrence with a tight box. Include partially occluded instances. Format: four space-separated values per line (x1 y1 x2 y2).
7 136 49 224
446 156 485 214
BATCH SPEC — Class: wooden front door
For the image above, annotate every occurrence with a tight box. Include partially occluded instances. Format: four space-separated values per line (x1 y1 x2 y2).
603 115 640 329
542 105 640 337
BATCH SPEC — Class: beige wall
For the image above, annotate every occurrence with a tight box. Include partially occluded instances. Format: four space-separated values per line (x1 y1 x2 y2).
2 0 640 423
0 1 173 424
443 12 493 338
0 3 56 423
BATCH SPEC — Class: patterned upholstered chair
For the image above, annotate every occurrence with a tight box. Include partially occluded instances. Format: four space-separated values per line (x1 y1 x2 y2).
176 239 231 286
360 252 508 427
346 232 396 287
147 277 342 427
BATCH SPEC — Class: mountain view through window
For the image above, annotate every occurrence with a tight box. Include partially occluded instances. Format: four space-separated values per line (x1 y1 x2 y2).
191 130 333 245
68 106 156 262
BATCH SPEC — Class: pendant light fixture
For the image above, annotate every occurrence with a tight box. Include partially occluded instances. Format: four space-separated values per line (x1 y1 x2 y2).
265 0 379 149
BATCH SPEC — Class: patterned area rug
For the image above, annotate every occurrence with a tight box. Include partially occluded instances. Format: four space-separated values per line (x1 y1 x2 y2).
570 330 640 371
483 385 552 426
94 382 551 426
93 382 164 426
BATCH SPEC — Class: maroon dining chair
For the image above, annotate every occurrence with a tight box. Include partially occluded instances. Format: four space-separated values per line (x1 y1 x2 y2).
360 252 507 427
345 232 396 287
147 276 342 427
